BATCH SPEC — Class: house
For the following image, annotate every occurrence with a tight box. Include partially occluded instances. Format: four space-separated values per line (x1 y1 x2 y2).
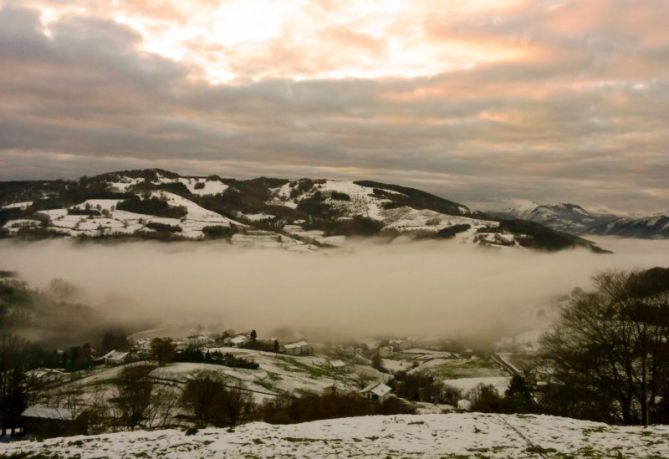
329 359 346 370
21 405 88 438
185 334 214 348
284 340 311 356
230 334 248 348
360 382 392 402
101 350 132 366
132 338 152 356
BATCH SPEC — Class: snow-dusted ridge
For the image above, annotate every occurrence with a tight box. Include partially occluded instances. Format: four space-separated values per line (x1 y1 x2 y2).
1 413 667 458
497 199 669 239
0 170 608 252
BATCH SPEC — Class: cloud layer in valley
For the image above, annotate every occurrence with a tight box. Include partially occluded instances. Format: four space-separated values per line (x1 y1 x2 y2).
1 237 668 339
1 1 668 212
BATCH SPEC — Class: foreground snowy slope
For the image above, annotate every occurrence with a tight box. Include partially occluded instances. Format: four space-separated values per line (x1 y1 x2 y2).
3 413 668 458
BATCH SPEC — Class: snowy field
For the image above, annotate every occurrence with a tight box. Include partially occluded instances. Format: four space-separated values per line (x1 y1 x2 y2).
3 413 668 458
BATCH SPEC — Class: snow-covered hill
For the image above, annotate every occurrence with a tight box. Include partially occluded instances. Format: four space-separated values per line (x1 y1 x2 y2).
0 169 606 252
589 214 669 239
497 200 669 239
494 201 618 235
2 413 667 458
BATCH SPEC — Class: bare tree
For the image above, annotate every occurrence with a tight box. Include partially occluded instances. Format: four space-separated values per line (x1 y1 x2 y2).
540 268 669 426
151 338 177 366
181 372 253 427
144 385 180 429
111 364 155 431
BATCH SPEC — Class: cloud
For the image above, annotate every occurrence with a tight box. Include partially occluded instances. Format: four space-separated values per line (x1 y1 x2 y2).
1 238 668 339
0 2 668 213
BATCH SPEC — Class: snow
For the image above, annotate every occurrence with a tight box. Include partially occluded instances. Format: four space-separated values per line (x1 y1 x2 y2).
71 199 122 211
285 340 309 350
108 177 143 192
1 201 33 209
381 358 412 373
4 413 669 458
177 177 228 195
268 179 398 221
2 219 42 234
30 193 246 239
22 405 76 421
382 206 494 234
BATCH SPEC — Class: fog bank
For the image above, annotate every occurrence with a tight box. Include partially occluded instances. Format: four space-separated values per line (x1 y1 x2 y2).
1 237 668 338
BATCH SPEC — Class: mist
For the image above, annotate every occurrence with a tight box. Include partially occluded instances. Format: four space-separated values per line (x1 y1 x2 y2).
1 237 668 340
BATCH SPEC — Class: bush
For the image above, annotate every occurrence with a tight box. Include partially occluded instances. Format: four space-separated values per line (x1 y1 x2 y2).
468 384 504 413
68 208 100 216
117 197 187 219
181 373 253 426
434 224 471 239
151 338 177 365
202 225 237 239
391 373 448 403
260 392 414 424
145 222 182 233
329 191 350 201
112 364 156 431
176 349 259 369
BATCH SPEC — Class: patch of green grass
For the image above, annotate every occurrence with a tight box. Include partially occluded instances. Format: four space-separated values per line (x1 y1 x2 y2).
431 357 506 379
276 357 332 379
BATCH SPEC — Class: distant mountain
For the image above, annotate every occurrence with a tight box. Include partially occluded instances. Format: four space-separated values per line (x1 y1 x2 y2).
0 169 606 253
497 200 668 239
589 214 669 238
492 202 619 235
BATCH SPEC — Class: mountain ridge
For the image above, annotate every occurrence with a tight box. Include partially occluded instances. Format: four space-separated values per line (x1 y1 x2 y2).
0 169 606 253
497 200 669 239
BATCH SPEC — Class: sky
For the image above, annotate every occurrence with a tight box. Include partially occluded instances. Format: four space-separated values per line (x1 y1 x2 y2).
0 0 668 213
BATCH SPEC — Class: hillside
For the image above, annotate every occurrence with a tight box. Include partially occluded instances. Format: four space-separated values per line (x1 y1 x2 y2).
0 272 112 348
590 214 669 239
494 202 618 235
0 169 606 252
2 413 667 458
499 200 669 239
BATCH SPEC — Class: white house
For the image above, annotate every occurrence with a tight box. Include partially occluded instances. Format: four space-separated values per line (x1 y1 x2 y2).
329 359 346 370
284 340 311 356
230 334 248 348
101 350 131 366
185 334 214 348
360 382 392 402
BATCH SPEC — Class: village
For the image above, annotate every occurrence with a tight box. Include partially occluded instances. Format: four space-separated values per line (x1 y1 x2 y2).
13 326 536 439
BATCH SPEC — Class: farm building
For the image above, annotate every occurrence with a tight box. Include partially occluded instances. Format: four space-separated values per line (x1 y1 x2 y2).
360 382 392 402
329 359 346 370
21 405 88 438
284 340 311 356
101 350 132 366
229 334 249 347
